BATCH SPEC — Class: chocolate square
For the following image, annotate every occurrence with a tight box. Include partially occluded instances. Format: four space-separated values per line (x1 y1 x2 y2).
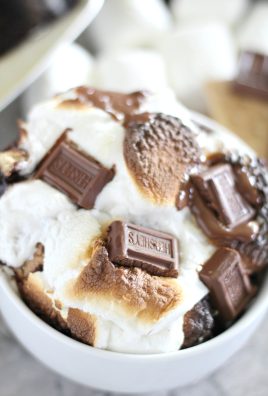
107 221 179 278
233 51 268 100
199 248 255 321
192 164 255 228
36 136 114 209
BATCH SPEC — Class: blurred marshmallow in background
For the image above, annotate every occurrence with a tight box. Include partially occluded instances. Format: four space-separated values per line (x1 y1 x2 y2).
23 43 95 115
236 2 268 55
23 0 268 115
159 22 237 111
171 0 250 26
94 49 170 93
86 0 171 52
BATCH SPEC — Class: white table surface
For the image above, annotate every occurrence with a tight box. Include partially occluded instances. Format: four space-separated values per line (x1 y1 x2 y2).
0 100 267 396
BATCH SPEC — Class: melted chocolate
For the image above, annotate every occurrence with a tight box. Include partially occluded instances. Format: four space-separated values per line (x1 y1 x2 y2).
233 165 262 207
60 87 147 124
190 189 257 244
191 164 255 228
193 152 268 274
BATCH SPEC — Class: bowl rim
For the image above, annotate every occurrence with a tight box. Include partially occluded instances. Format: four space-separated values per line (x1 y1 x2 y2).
0 270 268 363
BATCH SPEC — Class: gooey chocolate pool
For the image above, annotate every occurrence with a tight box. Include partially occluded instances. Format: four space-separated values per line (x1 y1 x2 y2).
0 87 267 354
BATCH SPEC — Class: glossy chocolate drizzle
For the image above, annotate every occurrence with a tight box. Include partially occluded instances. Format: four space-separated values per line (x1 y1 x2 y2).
60 87 148 124
190 188 257 244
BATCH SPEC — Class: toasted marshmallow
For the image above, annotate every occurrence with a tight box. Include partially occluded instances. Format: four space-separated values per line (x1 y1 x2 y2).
22 272 184 354
159 23 237 111
20 271 69 328
23 44 95 116
171 0 249 27
18 88 192 176
0 180 74 267
95 49 169 93
86 0 171 52
237 2 268 55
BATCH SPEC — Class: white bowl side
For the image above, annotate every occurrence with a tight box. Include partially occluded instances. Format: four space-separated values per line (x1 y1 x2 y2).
0 270 267 393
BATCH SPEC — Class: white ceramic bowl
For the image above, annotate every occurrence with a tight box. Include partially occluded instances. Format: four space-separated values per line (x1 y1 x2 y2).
0 270 267 393
0 113 268 393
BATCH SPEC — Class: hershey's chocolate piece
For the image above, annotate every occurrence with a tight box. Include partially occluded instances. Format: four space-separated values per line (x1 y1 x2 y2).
190 188 257 245
233 51 268 100
36 137 114 209
199 248 255 322
192 164 255 229
107 221 179 278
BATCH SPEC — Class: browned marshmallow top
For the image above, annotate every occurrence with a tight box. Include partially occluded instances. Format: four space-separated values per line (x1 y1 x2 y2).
124 113 201 205
69 245 183 324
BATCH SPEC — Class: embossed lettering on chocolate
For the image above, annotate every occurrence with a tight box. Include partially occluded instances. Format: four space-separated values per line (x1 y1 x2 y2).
107 221 179 278
192 164 255 228
36 135 114 209
199 247 255 322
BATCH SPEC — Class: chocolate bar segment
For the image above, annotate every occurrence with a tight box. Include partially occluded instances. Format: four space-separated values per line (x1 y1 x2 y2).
36 137 114 209
107 221 179 278
191 164 255 228
199 248 255 322
233 51 268 100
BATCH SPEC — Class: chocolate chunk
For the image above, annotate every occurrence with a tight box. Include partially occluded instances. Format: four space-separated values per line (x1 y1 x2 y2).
233 51 268 100
199 248 255 322
36 135 114 209
107 221 179 278
59 87 147 124
190 188 257 244
182 297 215 349
192 164 255 228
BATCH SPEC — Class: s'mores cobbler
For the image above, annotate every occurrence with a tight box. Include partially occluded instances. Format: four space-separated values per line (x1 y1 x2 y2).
0 87 267 354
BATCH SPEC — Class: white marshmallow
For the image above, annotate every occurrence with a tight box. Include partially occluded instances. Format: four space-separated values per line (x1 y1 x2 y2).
105 318 184 354
237 2 268 55
0 180 75 267
42 210 101 289
159 23 237 111
23 44 95 115
94 49 170 93
86 0 171 52
171 0 249 26
19 99 125 174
